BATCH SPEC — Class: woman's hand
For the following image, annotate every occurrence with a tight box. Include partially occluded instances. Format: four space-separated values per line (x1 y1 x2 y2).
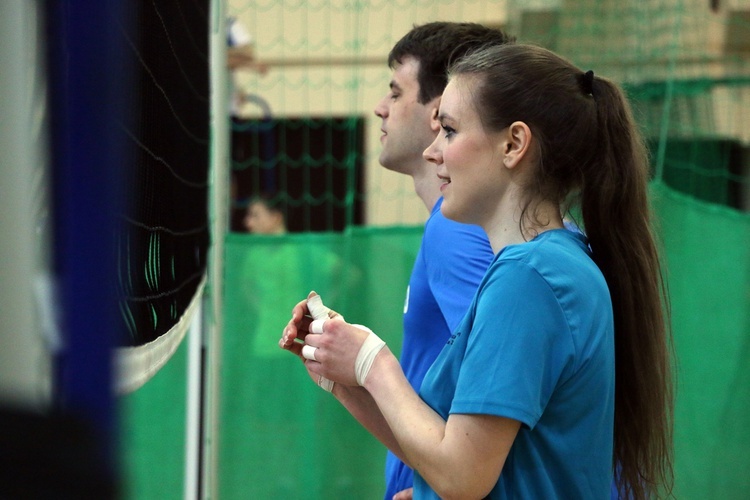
301 317 372 387
279 297 312 355
279 293 375 387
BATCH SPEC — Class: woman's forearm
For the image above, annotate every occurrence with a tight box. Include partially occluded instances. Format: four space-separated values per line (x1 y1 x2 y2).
363 349 516 499
363 350 449 475
332 382 408 464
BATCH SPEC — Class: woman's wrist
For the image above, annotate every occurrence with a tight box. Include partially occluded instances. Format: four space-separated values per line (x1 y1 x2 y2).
362 346 397 394
351 325 386 386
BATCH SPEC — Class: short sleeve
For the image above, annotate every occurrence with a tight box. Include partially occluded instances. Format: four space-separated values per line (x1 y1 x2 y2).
450 259 575 429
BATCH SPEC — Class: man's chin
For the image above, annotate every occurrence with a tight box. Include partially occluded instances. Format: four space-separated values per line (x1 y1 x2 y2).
380 163 397 172
378 155 396 171
378 154 406 174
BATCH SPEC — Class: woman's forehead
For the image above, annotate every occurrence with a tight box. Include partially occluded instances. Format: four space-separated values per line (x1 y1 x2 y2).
440 78 477 116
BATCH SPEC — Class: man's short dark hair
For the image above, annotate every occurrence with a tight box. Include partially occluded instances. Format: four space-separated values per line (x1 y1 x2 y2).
388 22 515 104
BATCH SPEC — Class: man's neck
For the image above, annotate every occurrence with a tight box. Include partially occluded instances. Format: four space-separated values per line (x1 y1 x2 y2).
411 164 442 212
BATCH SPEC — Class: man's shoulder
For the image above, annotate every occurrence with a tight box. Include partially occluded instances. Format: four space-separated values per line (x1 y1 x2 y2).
424 207 489 246
422 210 493 274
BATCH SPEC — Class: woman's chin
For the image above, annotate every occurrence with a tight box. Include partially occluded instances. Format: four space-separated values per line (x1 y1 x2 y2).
439 201 463 223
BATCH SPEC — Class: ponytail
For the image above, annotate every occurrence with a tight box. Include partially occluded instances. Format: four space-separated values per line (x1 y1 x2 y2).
580 77 674 499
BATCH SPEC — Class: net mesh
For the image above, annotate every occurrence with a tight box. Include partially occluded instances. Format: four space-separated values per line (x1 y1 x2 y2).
120 0 750 498
117 0 211 346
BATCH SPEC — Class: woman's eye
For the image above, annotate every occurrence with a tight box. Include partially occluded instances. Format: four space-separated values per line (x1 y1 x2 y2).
442 125 455 138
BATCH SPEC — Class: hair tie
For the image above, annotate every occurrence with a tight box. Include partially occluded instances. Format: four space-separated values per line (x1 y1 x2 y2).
581 70 595 97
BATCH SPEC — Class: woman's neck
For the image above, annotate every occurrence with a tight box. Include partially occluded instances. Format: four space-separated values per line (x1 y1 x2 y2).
484 199 563 254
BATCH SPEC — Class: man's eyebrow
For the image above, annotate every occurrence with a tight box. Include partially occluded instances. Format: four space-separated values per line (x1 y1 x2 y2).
389 80 402 92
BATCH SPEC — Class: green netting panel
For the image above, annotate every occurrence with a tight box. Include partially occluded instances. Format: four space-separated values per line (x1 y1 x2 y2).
119 339 188 499
652 181 750 498
219 227 422 498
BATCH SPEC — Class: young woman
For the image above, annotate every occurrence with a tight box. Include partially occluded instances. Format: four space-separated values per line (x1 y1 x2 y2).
280 43 673 499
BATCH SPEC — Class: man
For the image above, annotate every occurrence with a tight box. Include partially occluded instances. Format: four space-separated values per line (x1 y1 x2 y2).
373 23 514 500
243 195 287 235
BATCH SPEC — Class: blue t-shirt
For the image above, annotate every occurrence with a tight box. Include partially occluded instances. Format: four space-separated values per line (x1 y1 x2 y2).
384 198 493 499
415 229 615 499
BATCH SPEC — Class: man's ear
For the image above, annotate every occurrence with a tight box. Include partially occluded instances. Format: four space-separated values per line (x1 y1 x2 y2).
428 97 441 133
501 121 533 169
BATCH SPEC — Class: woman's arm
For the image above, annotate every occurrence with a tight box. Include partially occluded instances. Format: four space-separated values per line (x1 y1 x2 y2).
331 384 407 462
303 318 519 499
281 297 519 499
364 351 520 499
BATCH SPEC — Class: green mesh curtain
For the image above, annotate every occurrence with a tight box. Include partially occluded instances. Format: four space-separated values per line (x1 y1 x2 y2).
120 0 750 498
120 340 189 499
221 228 421 498
651 183 750 497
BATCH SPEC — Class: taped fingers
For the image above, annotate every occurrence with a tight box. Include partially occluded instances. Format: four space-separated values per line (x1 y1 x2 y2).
301 344 318 361
310 318 326 334
307 292 344 321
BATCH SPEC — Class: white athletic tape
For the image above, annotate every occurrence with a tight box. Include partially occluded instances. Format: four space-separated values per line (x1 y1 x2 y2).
301 344 318 361
352 325 386 386
306 293 336 392
318 376 335 392
310 318 326 334
307 293 343 321
303 294 386 390
307 294 329 319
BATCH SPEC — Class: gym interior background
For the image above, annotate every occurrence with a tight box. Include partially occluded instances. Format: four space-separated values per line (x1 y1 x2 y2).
1 0 748 498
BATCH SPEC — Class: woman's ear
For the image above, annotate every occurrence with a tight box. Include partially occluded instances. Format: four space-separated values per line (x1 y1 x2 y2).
501 121 532 169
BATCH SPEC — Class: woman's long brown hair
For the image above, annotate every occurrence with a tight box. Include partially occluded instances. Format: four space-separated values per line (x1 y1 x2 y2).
451 44 674 498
